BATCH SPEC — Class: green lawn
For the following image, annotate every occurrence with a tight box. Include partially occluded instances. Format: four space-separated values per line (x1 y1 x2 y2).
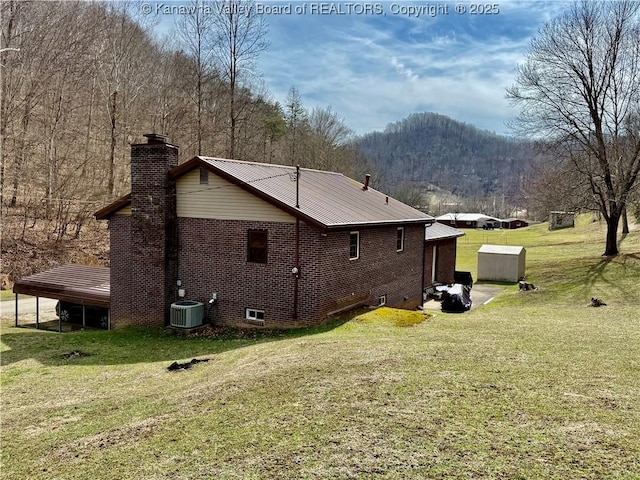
2 218 639 479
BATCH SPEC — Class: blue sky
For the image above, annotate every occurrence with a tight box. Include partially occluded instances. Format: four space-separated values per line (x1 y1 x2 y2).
152 1 571 136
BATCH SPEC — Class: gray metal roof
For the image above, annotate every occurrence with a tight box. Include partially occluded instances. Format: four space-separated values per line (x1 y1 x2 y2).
425 222 465 241
196 157 434 229
13 265 110 307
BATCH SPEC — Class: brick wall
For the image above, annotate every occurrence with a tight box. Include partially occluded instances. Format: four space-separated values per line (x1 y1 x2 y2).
423 238 457 286
177 218 298 328
109 215 132 327
128 137 178 328
176 219 429 328
436 239 457 284
307 224 426 317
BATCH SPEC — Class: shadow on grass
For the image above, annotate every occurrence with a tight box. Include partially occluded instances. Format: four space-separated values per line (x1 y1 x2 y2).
0 316 351 367
582 252 640 297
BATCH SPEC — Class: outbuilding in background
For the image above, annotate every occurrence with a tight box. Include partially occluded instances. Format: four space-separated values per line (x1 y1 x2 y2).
549 211 575 230
477 245 526 283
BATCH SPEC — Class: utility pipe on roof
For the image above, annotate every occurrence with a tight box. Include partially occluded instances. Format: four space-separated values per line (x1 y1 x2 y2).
363 174 370 191
295 165 300 209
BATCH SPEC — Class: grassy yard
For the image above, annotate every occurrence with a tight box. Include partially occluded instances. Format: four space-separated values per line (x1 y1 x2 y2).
1 218 639 479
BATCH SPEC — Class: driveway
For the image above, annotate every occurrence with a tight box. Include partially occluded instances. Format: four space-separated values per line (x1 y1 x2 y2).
0 296 59 320
422 284 505 312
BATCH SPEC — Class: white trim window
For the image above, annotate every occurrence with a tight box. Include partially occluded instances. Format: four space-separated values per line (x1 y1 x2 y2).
349 231 360 260
245 308 265 325
396 227 405 252
378 295 387 306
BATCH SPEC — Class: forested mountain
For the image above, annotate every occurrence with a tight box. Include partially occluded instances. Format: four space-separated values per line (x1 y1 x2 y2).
356 113 533 200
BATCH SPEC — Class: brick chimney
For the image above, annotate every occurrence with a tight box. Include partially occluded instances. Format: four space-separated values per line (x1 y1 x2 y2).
130 133 179 327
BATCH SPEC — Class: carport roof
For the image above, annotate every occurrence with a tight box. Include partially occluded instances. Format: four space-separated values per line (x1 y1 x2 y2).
13 265 110 308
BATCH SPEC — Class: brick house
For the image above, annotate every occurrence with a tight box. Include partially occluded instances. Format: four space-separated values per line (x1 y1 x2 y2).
95 134 463 329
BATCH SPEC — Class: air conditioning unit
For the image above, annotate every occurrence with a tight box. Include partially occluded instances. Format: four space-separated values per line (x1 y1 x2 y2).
170 301 204 328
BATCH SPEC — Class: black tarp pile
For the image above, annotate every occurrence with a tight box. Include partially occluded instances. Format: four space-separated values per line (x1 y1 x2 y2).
441 283 472 313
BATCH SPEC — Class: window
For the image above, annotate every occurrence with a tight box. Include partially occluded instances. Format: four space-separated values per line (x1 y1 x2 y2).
199 168 209 185
245 308 265 325
247 230 268 263
349 232 360 260
396 227 404 252
378 295 387 306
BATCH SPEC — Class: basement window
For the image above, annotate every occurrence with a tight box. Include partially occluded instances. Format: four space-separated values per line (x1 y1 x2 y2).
199 168 209 185
396 227 405 252
378 295 387 306
247 230 268 263
245 308 265 325
349 232 360 260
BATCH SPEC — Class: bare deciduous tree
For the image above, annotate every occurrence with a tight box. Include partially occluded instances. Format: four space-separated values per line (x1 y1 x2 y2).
175 0 216 155
507 0 640 256
306 106 354 172
211 0 269 159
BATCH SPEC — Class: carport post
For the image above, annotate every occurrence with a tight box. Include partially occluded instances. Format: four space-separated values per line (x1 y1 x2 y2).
14 293 18 327
36 296 39 329
82 305 86 327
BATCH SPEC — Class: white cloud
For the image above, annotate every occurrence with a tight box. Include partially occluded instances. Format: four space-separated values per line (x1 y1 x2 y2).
257 2 567 135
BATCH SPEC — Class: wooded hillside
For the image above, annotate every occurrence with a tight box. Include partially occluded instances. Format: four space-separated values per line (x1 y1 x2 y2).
0 1 363 283
356 112 534 201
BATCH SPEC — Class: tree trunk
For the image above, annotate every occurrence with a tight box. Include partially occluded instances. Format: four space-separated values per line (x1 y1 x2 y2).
604 212 621 256
82 73 96 177
109 90 117 195
622 206 629 235
11 93 32 207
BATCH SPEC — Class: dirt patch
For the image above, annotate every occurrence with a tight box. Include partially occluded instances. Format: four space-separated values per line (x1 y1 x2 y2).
61 350 92 360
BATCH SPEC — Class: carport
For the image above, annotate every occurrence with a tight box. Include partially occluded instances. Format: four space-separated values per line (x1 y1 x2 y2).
12 264 110 331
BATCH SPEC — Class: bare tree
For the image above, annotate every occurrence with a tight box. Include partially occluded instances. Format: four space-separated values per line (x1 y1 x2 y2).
507 0 640 256
306 106 354 171
211 0 269 159
95 1 156 196
175 0 217 155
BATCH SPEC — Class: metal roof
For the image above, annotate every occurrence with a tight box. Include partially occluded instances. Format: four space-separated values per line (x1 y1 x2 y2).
95 193 131 220
171 157 434 230
436 213 501 222
426 222 465 241
13 265 110 308
478 245 525 255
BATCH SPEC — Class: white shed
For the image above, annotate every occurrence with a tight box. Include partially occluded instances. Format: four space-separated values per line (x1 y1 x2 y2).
477 245 526 282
